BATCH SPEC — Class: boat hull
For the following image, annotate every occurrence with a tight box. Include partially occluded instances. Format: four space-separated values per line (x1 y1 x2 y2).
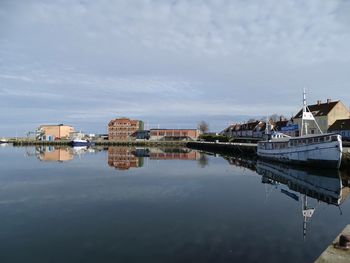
257 137 342 169
70 140 94 147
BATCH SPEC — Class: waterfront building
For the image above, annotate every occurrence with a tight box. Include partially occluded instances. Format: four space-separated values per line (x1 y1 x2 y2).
37 124 75 141
149 129 200 141
108 147 143 170
328 118 350 141
108 118 144 141
293 99 349 134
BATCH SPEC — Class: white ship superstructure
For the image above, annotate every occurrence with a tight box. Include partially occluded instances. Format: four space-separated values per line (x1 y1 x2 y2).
257 90 343 169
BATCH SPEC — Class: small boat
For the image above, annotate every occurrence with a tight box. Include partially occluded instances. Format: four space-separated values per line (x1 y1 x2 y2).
257 90 343 169
70 139 94 147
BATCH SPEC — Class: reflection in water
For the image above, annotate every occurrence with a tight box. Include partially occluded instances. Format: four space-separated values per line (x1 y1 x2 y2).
148 148 200 160
223 154 350 239
107 147 200 170
256 160 350 239
108 147 144 170
35 146 74 162
27 146 99 162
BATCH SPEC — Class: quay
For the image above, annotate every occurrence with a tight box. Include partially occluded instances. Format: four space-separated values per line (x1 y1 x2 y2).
187 141 350 169
315 224 350 263
186 141 257 155
8 138 187 147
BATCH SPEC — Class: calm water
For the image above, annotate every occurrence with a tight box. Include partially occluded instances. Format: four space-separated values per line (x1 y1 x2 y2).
0 145 349 263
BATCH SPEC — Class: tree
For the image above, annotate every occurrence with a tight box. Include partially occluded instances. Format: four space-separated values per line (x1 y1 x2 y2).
269 114 286 122
198 121 209 134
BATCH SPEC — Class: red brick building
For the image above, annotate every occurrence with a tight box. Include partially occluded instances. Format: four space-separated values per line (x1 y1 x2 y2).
108 118 144 141
149 129 200 141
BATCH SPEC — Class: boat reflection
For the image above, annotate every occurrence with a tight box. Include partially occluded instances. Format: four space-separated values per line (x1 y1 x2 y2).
256 160 350 239
107 147 200 170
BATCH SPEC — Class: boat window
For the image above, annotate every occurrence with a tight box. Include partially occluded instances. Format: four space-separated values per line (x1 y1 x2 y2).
325 136 330 141
320 137 324 142
331 135 338 141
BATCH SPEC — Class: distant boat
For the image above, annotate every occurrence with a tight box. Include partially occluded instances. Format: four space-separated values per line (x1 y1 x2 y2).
70 139 94 147
257 90 342 169
0 138 8 143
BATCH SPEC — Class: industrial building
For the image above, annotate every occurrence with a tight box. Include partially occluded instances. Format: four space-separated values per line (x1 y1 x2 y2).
149 129 200 141
36 124 75 141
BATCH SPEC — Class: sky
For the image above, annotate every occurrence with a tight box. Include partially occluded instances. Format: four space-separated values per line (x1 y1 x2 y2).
1 0 350 136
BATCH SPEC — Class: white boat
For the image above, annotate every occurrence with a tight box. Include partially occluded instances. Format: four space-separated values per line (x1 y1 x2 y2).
257 91 343 169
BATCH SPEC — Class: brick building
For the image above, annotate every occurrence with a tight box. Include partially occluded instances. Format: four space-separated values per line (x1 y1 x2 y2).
149 129 200 141
108 118 144 141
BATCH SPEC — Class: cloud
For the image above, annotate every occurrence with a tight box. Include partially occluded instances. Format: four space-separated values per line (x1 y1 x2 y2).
0 0 350 135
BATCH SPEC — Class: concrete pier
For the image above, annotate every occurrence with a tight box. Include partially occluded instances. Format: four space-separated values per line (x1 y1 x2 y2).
315 225 350 263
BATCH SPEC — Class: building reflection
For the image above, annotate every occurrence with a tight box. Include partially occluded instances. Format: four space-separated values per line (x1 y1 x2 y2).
148 148 200 160
35 146 74 162
256 160 350 239
29 146 100 162
108 147 144 170
107 147 200 170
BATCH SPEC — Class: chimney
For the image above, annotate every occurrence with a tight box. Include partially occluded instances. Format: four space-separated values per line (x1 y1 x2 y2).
327 98 331 104
317 100 321 105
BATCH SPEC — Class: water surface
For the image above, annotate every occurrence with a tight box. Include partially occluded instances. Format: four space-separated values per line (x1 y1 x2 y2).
0 145 349 263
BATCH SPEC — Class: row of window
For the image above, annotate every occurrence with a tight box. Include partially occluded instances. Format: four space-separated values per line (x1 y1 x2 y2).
151 132 189 136
259 135 338 150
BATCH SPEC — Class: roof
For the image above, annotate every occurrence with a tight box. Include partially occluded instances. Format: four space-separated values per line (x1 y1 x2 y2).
328 119 350 131
39 124 73 128
150 129 198 131
294 101 339 119
273 120 288 131
109 118 140 126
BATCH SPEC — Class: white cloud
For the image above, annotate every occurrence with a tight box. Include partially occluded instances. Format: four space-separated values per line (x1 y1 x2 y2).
0 0 350 135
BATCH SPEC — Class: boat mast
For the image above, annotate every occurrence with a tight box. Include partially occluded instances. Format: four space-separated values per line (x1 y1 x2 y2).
301 89 307 136
301 89 323 136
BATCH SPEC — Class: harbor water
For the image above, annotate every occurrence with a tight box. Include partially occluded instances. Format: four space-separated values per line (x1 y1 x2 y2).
0 145 349 263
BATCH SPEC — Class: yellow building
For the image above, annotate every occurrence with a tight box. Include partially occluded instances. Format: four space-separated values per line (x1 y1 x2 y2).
37 124 75 140
293 99 349 135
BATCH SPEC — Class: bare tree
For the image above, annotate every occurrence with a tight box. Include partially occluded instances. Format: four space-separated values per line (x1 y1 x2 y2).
269 114 285 122
198 121 209 134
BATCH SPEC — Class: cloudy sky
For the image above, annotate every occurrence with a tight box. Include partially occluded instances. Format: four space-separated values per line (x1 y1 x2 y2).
1 0 350 135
